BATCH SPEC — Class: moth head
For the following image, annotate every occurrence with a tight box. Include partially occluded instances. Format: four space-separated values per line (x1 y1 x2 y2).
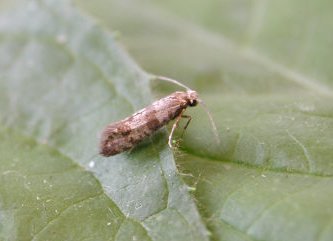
186 90 199 106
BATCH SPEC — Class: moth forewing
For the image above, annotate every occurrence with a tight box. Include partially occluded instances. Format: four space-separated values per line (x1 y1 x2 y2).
99 90 199 156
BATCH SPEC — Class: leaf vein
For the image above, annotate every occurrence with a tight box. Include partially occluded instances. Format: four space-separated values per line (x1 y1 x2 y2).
31 191 104 240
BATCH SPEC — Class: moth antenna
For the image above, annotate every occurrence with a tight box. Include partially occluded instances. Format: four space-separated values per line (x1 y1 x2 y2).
198 99 220 145
154 75 192 91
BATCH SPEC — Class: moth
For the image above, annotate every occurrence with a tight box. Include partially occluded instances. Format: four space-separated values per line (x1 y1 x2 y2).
99 76 218 156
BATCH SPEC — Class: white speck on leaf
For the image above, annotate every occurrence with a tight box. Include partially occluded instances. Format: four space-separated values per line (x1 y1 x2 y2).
135 202 142 209
88 161 95 168
56 33 67 44
187 186 196 192
297 103 315 112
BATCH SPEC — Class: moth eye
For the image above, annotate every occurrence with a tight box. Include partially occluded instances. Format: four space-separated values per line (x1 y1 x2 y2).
189 99 198 106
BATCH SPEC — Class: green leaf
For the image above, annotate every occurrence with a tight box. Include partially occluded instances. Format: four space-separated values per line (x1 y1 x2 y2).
0 1 208 240
74 1 333 241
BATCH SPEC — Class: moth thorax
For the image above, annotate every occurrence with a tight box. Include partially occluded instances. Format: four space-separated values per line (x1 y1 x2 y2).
186 90 199 106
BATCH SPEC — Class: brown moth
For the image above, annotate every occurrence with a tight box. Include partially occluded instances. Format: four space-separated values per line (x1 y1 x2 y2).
99 76 218 156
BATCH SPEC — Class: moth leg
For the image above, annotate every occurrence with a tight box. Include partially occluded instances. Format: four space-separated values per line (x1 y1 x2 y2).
180 114 192 138
168 110 185 148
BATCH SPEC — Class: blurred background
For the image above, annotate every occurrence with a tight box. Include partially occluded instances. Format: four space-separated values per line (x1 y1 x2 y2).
2 0 332 95
74 0 333 96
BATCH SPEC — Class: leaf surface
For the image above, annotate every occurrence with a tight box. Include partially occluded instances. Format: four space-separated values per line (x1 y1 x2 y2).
0 1 208 240
75 1 333 241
